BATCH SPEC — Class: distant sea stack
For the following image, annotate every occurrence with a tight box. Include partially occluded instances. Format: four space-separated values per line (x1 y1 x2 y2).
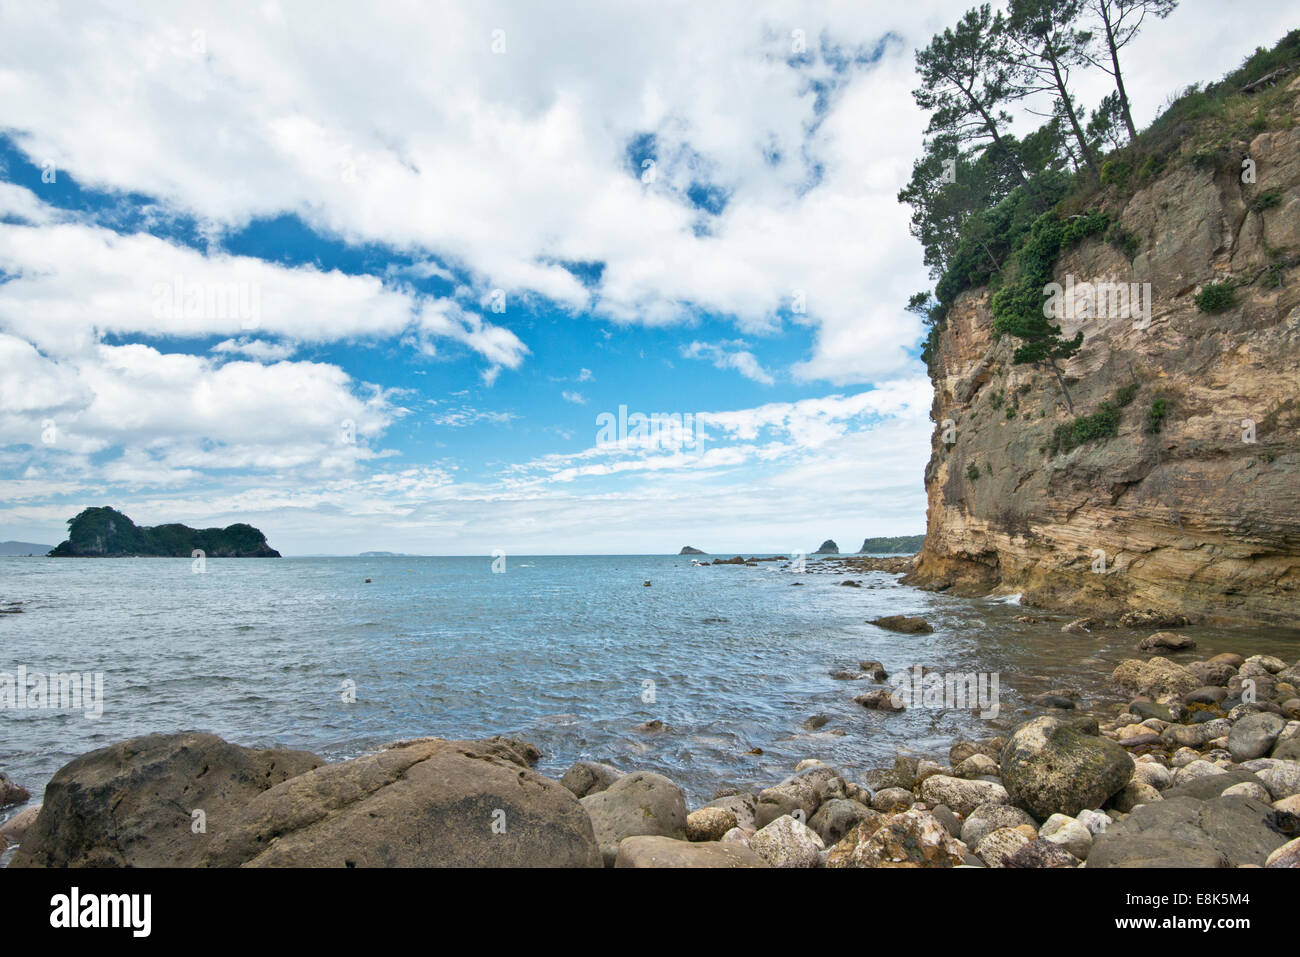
813 539 839 554
859 535 925 554
48 507 281 558
678 546 706 555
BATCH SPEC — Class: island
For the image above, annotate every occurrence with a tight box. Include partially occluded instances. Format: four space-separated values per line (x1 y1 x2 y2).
859 535 925 554
813 539 839 554
678 546 706 555
48 507 281 557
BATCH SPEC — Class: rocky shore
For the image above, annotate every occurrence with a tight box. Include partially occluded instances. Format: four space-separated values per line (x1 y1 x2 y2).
2 634 1298 868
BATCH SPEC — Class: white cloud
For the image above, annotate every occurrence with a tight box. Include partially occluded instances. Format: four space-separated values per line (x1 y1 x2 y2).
681 339 776 385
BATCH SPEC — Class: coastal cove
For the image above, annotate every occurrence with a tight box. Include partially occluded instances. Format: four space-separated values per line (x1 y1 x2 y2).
3 553 1297 809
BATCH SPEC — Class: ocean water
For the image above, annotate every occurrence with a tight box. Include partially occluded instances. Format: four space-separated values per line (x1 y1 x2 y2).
2 554 1298 807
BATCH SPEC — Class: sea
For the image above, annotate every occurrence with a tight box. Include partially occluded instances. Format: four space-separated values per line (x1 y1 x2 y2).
2 554 1298 807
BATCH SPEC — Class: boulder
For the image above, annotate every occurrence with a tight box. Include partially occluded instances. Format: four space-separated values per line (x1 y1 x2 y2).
1001 716 1134 818
1089 795 1288 868
559 761 623 798
826 809 965 868
1188 661 1237 686
867 615 933 634
1265 837 1300 868
0 772 29 810
1228 712 1287 762
955 753 999 779
193 737 601 867
1256 761 1300 800
702 792 757 832
960 803 1037 847
808 798 875 846
614 835 767 867
973 827 1031 867
949 737 1004 766
870 787 913 813
854 689 904 712
1039 814 1092 859
919 775 1009 817
11 732 324 867
581 771 687 866
749 814 824 868
0 804 40 846
1112 657 1200 698
1138 632 1195 652
1008 839 1080 868
685 806 737 842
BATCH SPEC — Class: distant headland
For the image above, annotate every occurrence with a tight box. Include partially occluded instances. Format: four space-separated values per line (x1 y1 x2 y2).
48 507 281 558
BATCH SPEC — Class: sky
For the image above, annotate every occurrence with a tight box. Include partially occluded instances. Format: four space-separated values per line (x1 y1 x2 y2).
0 0 1293 555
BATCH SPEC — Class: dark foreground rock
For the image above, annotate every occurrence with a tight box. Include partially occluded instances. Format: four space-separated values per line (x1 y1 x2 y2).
1000 716 1133 818
199 737 600 867
868 615 933 634
1089 795 1289 868
11 732 323 867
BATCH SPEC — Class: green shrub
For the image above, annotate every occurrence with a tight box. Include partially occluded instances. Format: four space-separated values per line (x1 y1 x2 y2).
1115 382 1139 407
967 463 981 481
1145 398 1167 434
1100 158 1131 188
1194 281 1236 313
1252 190 1282 212
1106 222 1141 259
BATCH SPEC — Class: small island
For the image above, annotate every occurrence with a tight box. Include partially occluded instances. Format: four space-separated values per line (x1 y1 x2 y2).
859 534 925 554
48 507 281 558
813 539 839 554
678 546 706 555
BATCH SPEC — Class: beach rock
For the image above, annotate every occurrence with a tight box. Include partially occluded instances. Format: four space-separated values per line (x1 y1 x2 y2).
920 775 1009 817
960 803 1037 847
1132 761 1173 791
1245 655 1287 674
754 780 819 828
826 809 964 868
930 804 961 838
1039 814 1092 859
613 835 767 868
1077 808 1111 835
0 804 40 846
867 615 933 634
858 660 888 680
685 806 737 842
703 792 757 832
1119 611 1189 629
1187 661 1236 686
1001 716 1134 818
950 737 1004 766
1229 712 1288 762
749 814 824 868
974 827 1031 867
1089 795 1287 868
1138 632 1196 652
1222 782 1273 802
854 689 904 712
955 753 999 779
870 787 914 813
581 771 687 865
1173 760 1228 788
1110 780 1163 812
808 798 875 846
560 761 624 798
1062 616 1106 634
0 772 29 810
191 737 602 867
1274 738 1300 761
10 732 324 868
1112 657 1199 698
1164 766 1259 800
1256 761 1300 800
1008 839 1080 868
1265 837 1300 868
721 827 750 845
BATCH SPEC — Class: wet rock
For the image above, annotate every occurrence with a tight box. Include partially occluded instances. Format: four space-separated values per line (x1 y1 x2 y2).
1245 655 1287 674
10 732 324 867
858 660 888 680
0 772 30 810
826 809 964 868
685 806 737 842
1187 661 1237 687
632 719 666 733
1089 795 1287 868
614 835 768 868
1112 657 1200 698
960 803 1037 847
0 805 40 846
1184 684 1229 704
870 787 913 813
1138 632 1196 652
1001 716 1134 818
1119 611 1190 629
949 737 1004 766
582 771 688 866
867 615 933 634
802 713 831 731
749 814 824 868
1228 712 1287 762
854 689 904 712
919 775 1009 817
560 761 624 798
1062 617 1107 635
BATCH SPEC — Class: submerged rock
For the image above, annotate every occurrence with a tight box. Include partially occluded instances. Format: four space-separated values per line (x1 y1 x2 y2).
867 614 933 634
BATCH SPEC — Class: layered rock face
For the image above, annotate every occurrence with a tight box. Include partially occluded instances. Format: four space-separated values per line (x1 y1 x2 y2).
908 80 1300 626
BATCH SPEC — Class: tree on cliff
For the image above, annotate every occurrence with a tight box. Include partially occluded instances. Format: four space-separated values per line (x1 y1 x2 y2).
1082 0 1179 143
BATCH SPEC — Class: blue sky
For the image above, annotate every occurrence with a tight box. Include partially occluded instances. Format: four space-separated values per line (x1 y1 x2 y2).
0 1 1290 554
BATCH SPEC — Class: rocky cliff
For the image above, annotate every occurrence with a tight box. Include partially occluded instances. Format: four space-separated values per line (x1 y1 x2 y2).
907 75 1300 627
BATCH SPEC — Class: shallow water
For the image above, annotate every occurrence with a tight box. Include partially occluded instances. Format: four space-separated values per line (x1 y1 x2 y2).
1 554 1297 806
